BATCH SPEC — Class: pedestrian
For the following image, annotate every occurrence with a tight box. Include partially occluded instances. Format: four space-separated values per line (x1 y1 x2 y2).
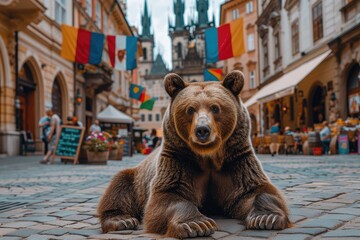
320 121 331 154
293 127 303 153
40 108 61 164
89 119 101 133
149 129 160 149
284 126 294 136
270 122 280 134
38 114 51 155
71 116 83 127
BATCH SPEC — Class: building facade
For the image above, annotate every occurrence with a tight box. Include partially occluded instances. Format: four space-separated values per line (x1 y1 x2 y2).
73 0 133 130
0 0 134 156
0 0 74 156
136 0 169 136
169 0 215 82
246 0 359 134
220 0 260 134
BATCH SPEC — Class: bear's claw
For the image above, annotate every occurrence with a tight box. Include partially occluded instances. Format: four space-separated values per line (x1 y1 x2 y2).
246 214 286 230
170 217 218 238
102 216 139 232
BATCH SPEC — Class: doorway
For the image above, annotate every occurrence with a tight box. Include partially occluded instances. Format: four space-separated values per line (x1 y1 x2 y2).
309 85 325 125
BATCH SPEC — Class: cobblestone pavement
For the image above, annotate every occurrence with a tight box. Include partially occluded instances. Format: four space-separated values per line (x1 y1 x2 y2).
0 154 359 240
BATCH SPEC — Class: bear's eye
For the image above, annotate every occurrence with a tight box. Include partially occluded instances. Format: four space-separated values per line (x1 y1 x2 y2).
210 105 220 114
187 107 195 115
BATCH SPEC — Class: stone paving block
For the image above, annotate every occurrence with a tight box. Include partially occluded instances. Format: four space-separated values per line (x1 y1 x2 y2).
290 208 323 218
280 227 327 235
61 214 92 221
49 210 79 217
47 219 75 226
40 228 70 236
330 207 360 216
66 222 92 229
0 228 16 236
28 223 58 231
2 221 38 228
4 228 41 238
318 214 356 221
299 219 344 229
68 229 102 236
21 215 57 223
27 234 58 240
89 233 145 239
0 237 22 240
322 229 360 237
215 219 245 234
289 215 306 223
272 233 312 240
237 230 276 238
54 234 87 239
211 231 230 239
83 217 99 225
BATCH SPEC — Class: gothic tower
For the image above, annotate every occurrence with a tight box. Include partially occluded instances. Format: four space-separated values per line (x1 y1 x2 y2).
139 0 154 76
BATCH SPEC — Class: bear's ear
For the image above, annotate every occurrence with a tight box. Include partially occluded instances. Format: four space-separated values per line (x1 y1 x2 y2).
164 73 188 98
222 70 245 96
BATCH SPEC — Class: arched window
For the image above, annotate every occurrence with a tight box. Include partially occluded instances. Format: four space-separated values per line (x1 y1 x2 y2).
52 78 63 117
177 43 182 59
143 47 147 60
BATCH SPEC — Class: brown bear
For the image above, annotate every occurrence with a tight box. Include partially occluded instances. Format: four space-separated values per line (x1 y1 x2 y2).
97 71 291 238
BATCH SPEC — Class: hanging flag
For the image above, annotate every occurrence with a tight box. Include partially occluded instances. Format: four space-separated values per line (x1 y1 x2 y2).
61 25 105 65
140 98 156 111
139 90 151 103
107 35 137 70
205 18 245 63
204 68 223 81
129 83 144 100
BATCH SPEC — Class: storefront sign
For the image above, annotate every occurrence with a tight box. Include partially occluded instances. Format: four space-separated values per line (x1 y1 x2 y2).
54 126 85 164
338 134 349 155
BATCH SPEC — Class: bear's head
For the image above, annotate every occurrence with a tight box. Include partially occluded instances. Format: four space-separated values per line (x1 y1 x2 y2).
164 71 245 157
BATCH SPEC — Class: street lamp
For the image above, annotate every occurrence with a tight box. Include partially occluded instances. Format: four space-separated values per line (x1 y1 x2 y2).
75 88 83 105
282 105 288 113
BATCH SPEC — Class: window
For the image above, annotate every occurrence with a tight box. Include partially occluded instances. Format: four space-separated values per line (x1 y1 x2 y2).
148 114 152 122
103 12 108 33
312 1 323 42
141 114 145 122
156 113 160 122
247 34 255 51
86 0 92 17
246 1 253 13
55 0 66 24
263 40 269 67
177 43 182 59
143 48 147 60
274 33 281 59
96 1 101 28
291 20 299 55
250 71 255 89
232 9 239 20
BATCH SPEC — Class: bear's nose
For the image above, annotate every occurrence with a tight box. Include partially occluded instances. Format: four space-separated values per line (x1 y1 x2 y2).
195 125 211 141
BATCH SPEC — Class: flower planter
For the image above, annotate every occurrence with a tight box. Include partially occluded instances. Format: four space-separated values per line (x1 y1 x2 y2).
116 144 124 161
86 150 109 165
109 148 118 160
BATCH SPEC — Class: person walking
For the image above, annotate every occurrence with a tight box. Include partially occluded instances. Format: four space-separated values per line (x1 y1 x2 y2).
40 109 61 164
320 121 331 154
38 115 51 155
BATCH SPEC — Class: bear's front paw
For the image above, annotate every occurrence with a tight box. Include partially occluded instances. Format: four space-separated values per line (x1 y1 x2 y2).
246 214 287 230
101 216 139 233
168 217 218 238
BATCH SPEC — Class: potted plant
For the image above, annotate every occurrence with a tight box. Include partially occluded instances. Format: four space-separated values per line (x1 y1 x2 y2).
85 132 110 164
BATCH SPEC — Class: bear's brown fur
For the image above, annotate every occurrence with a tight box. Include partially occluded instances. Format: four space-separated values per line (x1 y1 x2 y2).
97 71 291 238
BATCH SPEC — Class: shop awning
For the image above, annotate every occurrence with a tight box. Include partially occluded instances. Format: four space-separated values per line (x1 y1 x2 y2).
97 105 134 124
244 50 331 107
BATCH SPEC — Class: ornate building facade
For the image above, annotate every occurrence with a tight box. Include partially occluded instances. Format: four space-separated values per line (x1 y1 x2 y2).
169 0 215 82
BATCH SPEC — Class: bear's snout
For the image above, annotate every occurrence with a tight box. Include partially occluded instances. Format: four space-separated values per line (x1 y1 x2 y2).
195 125 211 142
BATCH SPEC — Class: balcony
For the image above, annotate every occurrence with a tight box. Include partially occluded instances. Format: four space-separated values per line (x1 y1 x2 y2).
0 0 46 30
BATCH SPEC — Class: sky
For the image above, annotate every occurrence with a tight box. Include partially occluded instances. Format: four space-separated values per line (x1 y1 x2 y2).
127 0 225 69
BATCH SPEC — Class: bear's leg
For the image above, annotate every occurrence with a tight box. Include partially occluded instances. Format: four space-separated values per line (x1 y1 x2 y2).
144 193 218 238
240 183 291 230
97 169 140 233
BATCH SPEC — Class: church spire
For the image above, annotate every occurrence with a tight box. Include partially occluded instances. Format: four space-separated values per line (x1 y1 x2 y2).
196 0 209 28
173 0 185 30
141 0 152 38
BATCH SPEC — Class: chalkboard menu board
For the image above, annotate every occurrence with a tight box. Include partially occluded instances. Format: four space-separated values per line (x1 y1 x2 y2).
54 126 85 164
